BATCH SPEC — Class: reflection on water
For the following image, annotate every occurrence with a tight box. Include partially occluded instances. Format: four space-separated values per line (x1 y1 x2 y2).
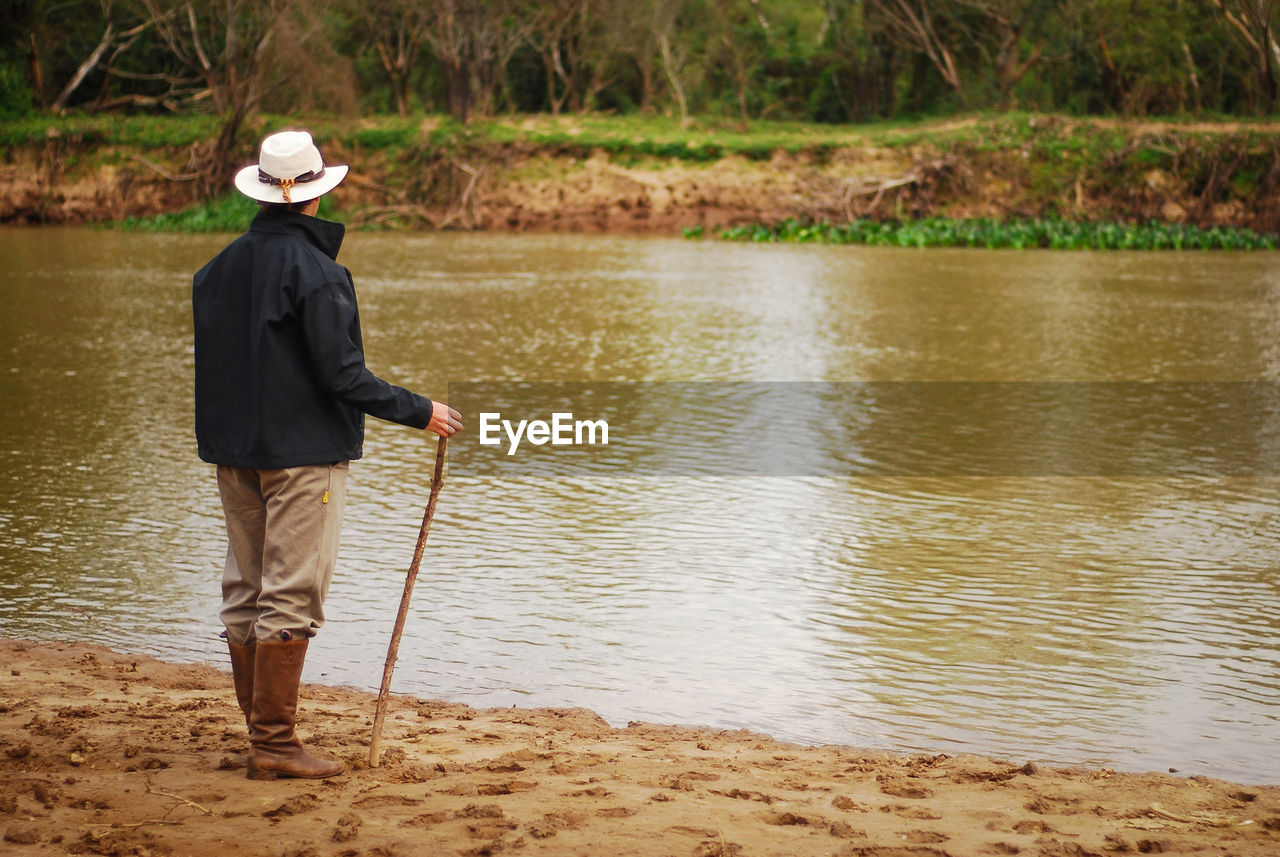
0 228 1277 784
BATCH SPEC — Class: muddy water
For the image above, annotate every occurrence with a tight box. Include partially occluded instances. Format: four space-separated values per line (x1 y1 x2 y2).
0 227 1277 783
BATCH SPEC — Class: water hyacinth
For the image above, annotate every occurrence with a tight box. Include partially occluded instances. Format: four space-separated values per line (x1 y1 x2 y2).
708 217 1279 251
112 194 342 233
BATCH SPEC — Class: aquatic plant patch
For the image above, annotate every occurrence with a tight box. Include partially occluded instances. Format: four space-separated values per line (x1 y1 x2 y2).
708 217 1279 250
111 194 342 232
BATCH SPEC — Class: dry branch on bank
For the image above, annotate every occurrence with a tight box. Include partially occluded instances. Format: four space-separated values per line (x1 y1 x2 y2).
839 173 921 218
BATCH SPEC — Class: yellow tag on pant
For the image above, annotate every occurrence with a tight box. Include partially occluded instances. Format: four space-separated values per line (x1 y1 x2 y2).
322 490 330 504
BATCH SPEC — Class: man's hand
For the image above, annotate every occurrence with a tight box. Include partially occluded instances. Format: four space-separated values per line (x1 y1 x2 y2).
427 402 463 438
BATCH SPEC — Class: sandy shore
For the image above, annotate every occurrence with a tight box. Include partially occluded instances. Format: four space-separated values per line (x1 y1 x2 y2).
1 639 1276 857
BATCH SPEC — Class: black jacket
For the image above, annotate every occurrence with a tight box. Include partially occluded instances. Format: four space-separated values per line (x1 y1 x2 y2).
193 209 432 468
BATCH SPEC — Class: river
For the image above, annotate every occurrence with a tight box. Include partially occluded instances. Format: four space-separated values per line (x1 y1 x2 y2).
0 227 1277 784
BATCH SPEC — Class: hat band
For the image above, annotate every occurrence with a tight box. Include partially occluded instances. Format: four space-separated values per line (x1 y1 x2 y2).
258 166 326 203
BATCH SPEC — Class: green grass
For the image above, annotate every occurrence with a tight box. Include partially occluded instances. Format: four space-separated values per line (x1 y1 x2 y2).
477 113 858 153
709 217 1279 250
319 112 856 161
0 113 221 148
111 194 343 232
317 111 993 160
9 108 1276 163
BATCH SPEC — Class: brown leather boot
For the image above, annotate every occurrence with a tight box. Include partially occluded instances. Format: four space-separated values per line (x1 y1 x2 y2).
227 641 254 730
246 638 344 780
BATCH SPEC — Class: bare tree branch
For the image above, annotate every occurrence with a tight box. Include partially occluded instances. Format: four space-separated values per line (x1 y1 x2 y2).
871 0 968 103
53 20 115 112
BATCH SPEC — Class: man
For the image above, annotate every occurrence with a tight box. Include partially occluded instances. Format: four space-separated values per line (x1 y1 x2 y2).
192 130 462 780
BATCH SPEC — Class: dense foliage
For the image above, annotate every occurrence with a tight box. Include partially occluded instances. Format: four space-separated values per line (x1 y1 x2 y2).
4 1 1280 126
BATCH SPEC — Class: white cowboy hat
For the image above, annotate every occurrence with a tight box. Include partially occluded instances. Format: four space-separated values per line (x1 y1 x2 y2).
233 130 348 204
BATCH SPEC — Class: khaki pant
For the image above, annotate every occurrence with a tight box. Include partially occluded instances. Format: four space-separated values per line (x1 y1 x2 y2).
217 462 349 645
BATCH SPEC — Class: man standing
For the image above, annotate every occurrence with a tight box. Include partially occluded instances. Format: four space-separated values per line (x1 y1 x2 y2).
193 130 462 780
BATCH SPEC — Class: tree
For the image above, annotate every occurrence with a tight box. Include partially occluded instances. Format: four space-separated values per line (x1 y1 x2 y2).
706 0 770 118
1210 0 1280 111
650 0 695 125
51 1 170 113
345 0 432 116
421 0 536 120
137 0 334 193
5 0 123 112
958 0 1057 107
600 0 662 111
529 0 587 114
867 0 968 105
816 0 903 121
1067 0 1226 115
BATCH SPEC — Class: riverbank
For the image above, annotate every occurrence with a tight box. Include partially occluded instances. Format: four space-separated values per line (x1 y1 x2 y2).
2 639 1276 857
3 112 1280 237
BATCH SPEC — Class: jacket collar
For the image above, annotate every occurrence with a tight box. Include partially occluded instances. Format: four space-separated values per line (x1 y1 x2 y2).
248 207 346 261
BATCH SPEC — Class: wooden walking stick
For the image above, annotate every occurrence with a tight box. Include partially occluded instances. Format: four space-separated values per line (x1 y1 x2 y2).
369 435 448 767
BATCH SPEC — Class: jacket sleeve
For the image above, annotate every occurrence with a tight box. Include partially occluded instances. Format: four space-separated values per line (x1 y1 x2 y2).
296 278 434 429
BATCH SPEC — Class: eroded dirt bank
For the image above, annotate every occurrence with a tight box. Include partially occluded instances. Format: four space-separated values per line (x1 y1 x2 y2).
2 638 1278 857
3 116 1279 234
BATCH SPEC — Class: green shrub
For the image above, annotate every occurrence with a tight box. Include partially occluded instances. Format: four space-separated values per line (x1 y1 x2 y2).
350 124 420 150
111 194 344 232
112 195 258 232
0 61 33 120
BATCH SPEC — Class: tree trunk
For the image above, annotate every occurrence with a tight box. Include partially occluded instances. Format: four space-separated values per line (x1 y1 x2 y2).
376 38 414 117
547 41 570 114
1209 0 1279 111
29 33 47 109
1183 41 1202 112
446 56 472 121
201 101 249 198
1254 3 1277 108
397 77 411 116
996 38 1043 109
657 31 688 127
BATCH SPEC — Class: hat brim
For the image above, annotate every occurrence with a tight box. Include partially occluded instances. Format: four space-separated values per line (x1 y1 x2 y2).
233 163 348 204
